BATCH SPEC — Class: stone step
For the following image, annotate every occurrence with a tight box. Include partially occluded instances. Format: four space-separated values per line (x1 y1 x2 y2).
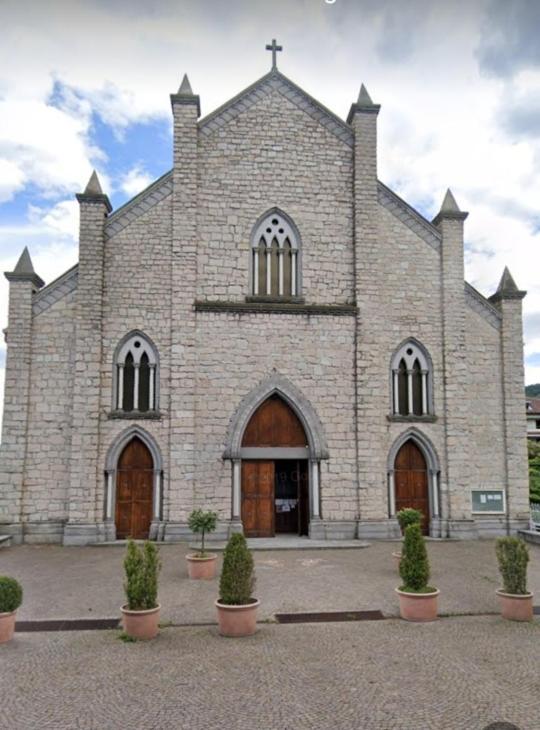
518 529 540 545
0 535 12 548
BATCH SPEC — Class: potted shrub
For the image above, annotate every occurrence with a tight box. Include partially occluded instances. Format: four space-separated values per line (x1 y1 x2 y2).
395 523 439 621
0 576 23 644
186 509 218 579
495 537 533 621
393 508 423 564
121 540 162 640
215 533 259 637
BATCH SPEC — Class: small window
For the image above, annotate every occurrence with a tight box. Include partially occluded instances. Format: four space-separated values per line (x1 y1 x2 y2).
391 340 432 416
251 211 299 297
114 332 158 413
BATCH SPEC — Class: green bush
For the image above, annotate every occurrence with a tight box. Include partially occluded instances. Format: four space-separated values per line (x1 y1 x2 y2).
0 576 23 613
219 533 255 605
399 524 434 593
495 537 529 595
123 540 161 611
396 508 423 534
528 440 540 503
188 509 218 557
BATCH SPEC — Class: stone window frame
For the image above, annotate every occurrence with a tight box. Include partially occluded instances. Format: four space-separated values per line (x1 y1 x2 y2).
111 330 160 417
389 338 435 420
248 208 303 300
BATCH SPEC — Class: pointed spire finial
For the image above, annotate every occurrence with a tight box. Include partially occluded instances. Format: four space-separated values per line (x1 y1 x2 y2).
432 188 468 225
440 188 460 214
76 170 112 212
170 74 201 117
489 266 526 303
84 170 103 196
496 267 519 295
347 83 381 123
4 246 44 288
357 84 374 105
178 73 193 95
14 246 36 276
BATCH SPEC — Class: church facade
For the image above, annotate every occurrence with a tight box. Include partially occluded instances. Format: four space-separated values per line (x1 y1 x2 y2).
0 54 530 545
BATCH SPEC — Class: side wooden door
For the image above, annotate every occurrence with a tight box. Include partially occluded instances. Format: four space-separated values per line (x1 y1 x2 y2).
394 440 429 535
115 437 154 539
241 461 275 537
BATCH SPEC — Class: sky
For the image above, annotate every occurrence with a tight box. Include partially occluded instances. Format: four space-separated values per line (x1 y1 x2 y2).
1 0 540 429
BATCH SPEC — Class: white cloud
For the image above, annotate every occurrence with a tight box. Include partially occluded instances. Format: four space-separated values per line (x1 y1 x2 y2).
119 165 154 197
0 160 25 203
0 0 539 389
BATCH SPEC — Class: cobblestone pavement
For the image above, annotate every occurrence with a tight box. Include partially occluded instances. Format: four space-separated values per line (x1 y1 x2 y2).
2 616 539 730
1 540 540 622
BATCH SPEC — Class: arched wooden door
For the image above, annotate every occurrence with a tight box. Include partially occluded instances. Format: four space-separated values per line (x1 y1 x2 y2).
241 395 309 537
115 437 154 539
394 440 429 535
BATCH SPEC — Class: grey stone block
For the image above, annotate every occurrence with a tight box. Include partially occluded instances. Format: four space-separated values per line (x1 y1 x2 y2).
357 520 401 540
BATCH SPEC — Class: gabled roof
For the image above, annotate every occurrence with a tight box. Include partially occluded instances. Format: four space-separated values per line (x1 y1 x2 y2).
32 264 78 316
198 68 354 148
105 170 173 238
377 182 442 251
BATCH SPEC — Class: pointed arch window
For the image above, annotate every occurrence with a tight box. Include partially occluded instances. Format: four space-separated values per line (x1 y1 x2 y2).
391 340 432 417
114 333 159 413
251 211 300 297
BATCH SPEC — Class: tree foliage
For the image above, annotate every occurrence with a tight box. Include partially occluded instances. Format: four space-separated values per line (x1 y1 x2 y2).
188 509 218 557
528 440 540 503
396 508 422 534
0 576 23 613
496 537 529 595
219 533 255 605
123 540 161 611
399 523 433 592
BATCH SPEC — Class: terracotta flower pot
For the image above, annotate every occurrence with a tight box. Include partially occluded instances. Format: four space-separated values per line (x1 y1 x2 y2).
121 604 161 640
0 611 16 644
496 590 534 622
392 551 402 568
395 588 439 622
186 554 217 580
215 599 260 637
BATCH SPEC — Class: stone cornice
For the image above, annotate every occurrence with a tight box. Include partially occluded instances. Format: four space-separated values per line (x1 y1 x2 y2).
75 192 112 214
194 300 357 316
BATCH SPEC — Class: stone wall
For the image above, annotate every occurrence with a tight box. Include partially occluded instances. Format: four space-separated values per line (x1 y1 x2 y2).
193 312 357 521
197 89 354 305
23 293 75 532
98 196 173 523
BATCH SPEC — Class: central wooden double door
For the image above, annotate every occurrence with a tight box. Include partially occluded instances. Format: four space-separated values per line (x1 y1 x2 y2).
241 460 309 537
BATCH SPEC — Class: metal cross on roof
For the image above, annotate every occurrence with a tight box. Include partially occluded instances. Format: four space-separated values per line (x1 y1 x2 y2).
266 39 283 69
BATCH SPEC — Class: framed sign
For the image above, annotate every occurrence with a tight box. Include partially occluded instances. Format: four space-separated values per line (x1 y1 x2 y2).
471 489 506 514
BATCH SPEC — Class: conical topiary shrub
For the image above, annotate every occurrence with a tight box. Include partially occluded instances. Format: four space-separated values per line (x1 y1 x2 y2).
399 523 432 593
396 523 439 621
495 537 533 621
219 533 255 605
216 533 259 637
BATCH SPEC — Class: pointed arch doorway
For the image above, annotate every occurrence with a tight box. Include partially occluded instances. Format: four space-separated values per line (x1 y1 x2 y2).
240 395 310 537
115 437 154 539
394 440 429 535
